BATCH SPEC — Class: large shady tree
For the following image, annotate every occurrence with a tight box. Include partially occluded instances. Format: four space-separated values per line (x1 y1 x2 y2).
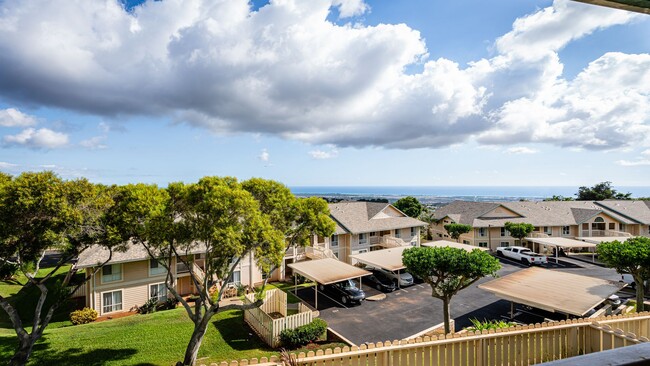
0 172 118 366
597 237 650 312
112 177 334 366
403 246 501 334
443 223 472 242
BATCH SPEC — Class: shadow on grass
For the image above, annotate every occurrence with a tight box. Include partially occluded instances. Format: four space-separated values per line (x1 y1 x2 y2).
212 310 273 352
0 335 148 366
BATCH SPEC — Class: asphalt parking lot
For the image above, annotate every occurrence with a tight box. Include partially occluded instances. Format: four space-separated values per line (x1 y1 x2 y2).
292 255 629 345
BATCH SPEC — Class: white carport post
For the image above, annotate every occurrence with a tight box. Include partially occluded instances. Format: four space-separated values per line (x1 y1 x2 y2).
294 274 297 296
314 282 318 310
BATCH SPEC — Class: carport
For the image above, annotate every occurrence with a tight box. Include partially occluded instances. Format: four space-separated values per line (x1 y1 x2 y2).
422 240 489 251
349 246 409 288
478 267 626 318
525 237 597 263
287 258 370 309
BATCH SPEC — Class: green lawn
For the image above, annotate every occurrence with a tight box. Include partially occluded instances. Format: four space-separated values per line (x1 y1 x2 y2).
0 307 276 365
0 265 78 330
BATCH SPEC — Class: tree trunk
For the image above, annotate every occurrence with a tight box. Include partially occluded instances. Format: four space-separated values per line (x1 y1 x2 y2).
176 309 215 366
636 279 645 313
8 334 35 366
442 297 451 334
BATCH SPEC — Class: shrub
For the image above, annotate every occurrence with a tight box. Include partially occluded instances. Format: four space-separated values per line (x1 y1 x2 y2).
138 298 158 314
279 318 328 348
70 307 98 325
465 318 517 332
0 262 18 280
158 297 179 311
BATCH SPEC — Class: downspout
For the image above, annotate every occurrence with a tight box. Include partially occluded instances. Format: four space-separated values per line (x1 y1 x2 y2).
90 268 95 311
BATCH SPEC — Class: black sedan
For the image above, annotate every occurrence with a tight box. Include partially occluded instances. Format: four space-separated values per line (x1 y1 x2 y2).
318 279 366 305
366 270 397 292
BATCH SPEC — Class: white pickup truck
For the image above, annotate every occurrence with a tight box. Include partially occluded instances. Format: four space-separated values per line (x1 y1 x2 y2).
496 246 547 266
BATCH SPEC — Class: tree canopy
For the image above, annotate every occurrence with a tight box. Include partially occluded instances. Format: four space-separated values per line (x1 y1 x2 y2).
443 223 472 242
576 181 631 201
504 222 534 245
597 237 650 312
403 246 501 333
393 196 423 218
0 172 118 366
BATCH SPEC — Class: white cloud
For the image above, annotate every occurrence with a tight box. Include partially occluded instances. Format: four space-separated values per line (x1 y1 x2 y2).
617 159 650 167
331 0 369 18
3 128 69 149
258 148 270 162
0 108 37 127
642 149 650 156
0 0 646 152
79 136 107 150
506 146 538 154
309 148 339 159
0 162 18 169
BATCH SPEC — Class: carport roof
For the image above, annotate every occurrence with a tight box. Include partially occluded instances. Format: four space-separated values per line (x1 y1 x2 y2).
287 258 371 285
422 240 489 251
349 246 409 271
575 236 632 244
525 237 597 249
478 267 626 316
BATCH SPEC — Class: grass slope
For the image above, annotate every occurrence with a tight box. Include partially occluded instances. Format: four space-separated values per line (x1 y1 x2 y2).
0 308 275 366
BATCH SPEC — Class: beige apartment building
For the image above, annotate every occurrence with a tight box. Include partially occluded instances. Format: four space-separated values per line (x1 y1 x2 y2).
76 201 426 316
431 200 650 251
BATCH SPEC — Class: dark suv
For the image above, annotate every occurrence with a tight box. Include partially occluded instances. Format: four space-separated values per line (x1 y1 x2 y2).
318 279 366 305
366 270 397 292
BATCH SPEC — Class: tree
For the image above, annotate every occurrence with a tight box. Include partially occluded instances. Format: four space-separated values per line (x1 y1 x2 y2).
576 181 631 201
394 196 423 218
419 208 435 241
402 246 501 334
544 195 574 201
504 222 534 246
443 223 472 242
597 237 650 312
112 177 334 366
0 172 118 366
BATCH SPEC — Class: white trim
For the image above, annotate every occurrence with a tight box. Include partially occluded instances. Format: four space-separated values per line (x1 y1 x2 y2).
148 258 166 277
149 282 168 302
100 289 123 315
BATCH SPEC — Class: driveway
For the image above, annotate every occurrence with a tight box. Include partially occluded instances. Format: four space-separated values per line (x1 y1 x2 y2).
293 257 625 345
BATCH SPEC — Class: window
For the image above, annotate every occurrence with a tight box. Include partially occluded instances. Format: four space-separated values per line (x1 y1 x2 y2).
102 264 122 283
317 236 325 243
437 233 443 238
463 240 470 244
358 233 367 245
228 270 241 286
410 227 416 237
478 228 487 237
500 227 509 237
594 217 605 223
330 235 339 247
149 259 166 276
500 241 510 247
582 223 589 230
562 226 570 235
478 242 488 248
102 290 122 314
195 253 202 259
620 224 626 231
544 227 552 236
533 227 540 232
394 229 401 238
370 232 377 237
609 223 616 230
150 283 167 302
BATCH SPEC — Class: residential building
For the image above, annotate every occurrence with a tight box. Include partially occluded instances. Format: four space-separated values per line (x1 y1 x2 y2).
431 200 650 251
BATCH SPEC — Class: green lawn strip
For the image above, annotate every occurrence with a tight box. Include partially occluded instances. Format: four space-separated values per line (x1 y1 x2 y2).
0 307 344 365
0 265 77 329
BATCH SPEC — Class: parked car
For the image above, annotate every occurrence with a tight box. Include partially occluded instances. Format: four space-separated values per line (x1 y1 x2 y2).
372 267 414 287
318 279 365 305
365 270 397 292
619 273 648 290
496 246 547 266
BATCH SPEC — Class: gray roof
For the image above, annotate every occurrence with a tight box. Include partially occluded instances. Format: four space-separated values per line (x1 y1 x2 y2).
595 200 650 224
76 242 206 268
329 202 426 234
436 200 636 228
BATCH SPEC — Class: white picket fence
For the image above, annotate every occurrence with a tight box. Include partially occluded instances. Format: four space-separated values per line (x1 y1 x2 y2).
243 289 313 348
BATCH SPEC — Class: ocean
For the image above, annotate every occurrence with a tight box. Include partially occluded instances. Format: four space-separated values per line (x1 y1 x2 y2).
290 186 650 202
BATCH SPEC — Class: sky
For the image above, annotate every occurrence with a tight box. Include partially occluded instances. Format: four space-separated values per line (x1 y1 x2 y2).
0 0 649 187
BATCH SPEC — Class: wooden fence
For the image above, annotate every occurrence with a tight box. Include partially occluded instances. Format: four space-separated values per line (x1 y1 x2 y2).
243 289 313 348
213 312 650 366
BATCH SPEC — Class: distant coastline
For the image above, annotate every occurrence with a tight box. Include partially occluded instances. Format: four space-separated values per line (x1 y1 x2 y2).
290 186 650 205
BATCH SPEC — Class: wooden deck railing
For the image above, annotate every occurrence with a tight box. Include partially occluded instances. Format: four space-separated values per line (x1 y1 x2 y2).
206 312 650 366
